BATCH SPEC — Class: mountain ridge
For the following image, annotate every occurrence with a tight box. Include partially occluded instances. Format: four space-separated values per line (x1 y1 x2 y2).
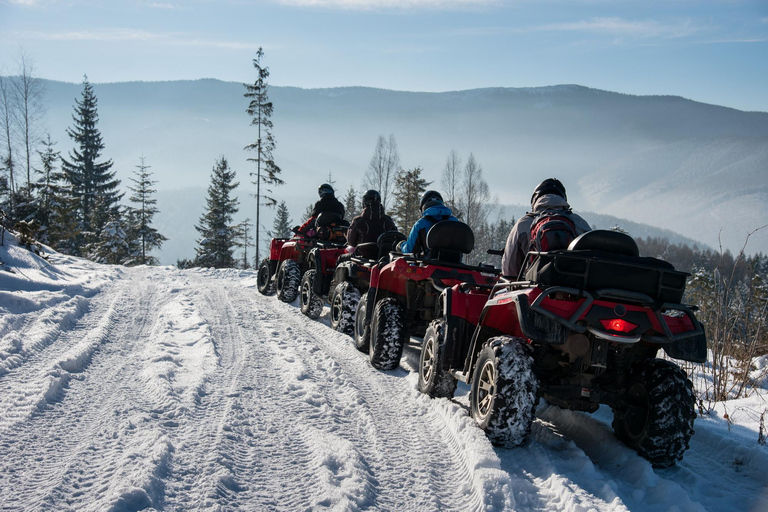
15 77 768 261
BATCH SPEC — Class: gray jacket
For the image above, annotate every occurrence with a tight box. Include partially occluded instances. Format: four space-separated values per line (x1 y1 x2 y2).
501 194 591 277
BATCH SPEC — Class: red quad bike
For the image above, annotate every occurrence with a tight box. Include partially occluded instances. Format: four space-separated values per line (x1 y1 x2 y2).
257 212 349 304
298 234 355 320
417 229 707 468
354 221 500 370
326 231 407 336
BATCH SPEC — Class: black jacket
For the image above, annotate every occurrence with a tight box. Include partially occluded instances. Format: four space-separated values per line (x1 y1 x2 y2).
347 203 397 257
311 196 345 219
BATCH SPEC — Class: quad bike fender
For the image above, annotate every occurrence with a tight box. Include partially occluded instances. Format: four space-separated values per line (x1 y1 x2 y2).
269 238 289 260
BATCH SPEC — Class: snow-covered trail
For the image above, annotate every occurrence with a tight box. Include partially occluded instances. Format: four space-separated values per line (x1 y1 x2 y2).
0 266 512 511
1 261 767 511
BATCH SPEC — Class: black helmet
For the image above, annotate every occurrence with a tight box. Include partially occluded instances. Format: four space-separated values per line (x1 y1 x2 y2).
318 183 335 198
362 189 381 207
530 178 567 206
420 190 443 213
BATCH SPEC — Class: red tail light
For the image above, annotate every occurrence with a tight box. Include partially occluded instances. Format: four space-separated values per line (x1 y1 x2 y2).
600 318 638 334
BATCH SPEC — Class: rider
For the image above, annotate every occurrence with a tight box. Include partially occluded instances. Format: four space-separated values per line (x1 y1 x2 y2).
398 190 457 258
346 190 397 258
501 178 591 278
297 183 346 236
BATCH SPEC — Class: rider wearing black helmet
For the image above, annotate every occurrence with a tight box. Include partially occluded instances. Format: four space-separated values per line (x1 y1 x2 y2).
346 189 397 258
398 190 457 257
297 183 346 235
501 178 590 277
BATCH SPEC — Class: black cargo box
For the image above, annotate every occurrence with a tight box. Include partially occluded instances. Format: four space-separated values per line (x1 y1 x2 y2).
524 250 688 304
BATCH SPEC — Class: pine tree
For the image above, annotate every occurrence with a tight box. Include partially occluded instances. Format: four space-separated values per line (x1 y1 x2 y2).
126 156 167 265
391 167 430 235
194 156 240 268
32 135 63 245
303 203 314 222
269 200 293 239
48 184 80 255
61 76 121 255
88 214 130 265
244 47 283 265
343 185 360 219
234 218 254 269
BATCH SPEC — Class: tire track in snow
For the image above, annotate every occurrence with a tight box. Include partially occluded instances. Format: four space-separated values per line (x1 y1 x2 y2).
223 287 511 511
0 270 173 511
0 285 120 435
159 278 250 510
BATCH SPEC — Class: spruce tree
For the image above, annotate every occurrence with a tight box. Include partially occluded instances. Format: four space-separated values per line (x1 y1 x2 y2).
343 185 360 219
269 200 293 239
194 156 240 268
126 156 167 265
61 76 121 254
33 135 61 245
234 218 254 269
244 47 283 264
89 214 130 265
391 166 430 235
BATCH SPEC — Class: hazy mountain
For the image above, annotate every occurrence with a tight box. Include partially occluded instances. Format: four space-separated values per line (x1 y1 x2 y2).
35 79 768 263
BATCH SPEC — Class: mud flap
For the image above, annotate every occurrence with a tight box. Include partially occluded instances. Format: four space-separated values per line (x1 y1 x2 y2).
662 332 707 363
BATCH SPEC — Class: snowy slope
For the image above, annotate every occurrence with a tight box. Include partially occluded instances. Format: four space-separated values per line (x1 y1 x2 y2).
1 237 767 511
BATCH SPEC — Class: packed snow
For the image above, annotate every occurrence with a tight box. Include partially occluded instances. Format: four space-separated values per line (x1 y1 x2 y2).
1 233 767 511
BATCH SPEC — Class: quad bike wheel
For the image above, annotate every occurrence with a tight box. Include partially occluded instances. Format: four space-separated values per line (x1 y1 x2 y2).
418 320 458 398
353 294 370 353
330 282 361 337
611 358 695 468
369 297 406 370
276 260 301 303
300 269 324 319
257 258 275 296
470 336 539 447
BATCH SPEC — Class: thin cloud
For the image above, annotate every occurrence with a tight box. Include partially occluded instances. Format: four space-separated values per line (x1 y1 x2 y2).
15 28 263 50
21 28 167 42
276 0 499 10
452 17 703 40
147 2 188 9
538 17 701 39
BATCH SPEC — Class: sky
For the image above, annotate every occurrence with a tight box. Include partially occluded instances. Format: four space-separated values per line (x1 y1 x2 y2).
1 0 767 112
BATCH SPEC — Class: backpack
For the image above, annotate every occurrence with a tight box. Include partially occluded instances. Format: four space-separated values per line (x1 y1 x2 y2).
528 209 577 254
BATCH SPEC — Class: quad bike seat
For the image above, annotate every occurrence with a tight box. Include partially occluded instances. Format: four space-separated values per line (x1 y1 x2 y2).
425 221 474 264
375 231 406 260
568 230 639 256
349 231 406 261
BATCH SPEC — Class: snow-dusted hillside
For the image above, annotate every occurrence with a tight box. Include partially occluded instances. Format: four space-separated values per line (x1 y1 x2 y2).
1 236 767 511
38 79 768 259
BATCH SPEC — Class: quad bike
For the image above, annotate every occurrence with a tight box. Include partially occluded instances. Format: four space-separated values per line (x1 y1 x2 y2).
354 221 500 370
257 212 349 303
325 231 406 336
297 242 350 319
417 229 707 468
